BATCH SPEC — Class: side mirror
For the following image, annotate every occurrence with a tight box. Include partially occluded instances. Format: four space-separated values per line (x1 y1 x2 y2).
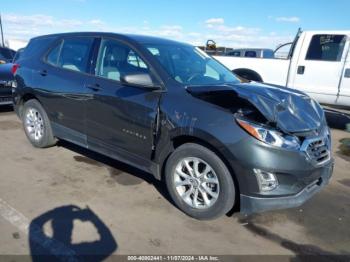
121 73 160 90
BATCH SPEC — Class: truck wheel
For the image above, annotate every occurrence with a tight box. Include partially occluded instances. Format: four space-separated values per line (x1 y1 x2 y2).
22 99 57 148
165 143 235 220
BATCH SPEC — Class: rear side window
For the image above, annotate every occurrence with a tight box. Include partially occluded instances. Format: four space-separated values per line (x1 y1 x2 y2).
46 37 94 73
306 34 347 61
0 50 6 60
0 48 14 60
228 51 241 57
13 48 24 62
21 37 56 61
244 51 257 57
47 42 62 66
263 50 274 58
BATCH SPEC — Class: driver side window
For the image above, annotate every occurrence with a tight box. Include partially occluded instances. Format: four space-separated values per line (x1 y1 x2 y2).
96 39 149 81
204 65 220 80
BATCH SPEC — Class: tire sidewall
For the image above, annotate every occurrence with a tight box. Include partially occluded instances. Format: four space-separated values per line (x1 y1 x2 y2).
22 99 54 148
165 143 235 220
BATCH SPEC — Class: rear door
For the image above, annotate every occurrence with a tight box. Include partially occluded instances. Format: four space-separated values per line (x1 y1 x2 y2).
38 36 96 145
292 34 347 104
85 38 161 161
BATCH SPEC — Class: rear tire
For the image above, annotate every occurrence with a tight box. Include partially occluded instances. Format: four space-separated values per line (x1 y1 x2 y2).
22 99 56 148
165 143 235 220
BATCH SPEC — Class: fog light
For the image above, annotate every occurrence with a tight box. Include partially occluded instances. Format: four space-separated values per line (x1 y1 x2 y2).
254 169 278 192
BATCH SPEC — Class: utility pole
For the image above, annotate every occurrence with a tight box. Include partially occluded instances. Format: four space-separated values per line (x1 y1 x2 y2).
0 13 5 47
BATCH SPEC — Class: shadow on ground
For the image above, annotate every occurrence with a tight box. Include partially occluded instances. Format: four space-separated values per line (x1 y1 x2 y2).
0 105 14 114
235 183 350 260
238 214 350 262
57 140 172 204
29 205 117 262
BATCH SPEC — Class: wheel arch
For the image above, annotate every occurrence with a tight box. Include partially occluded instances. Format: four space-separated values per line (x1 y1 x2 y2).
17 93 41 118
159 134 241 212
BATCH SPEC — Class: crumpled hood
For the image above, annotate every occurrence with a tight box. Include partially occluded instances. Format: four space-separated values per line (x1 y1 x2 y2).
186 82 325 133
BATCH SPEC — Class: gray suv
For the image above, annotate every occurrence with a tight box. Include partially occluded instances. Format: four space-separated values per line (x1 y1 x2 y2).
13 32 333 219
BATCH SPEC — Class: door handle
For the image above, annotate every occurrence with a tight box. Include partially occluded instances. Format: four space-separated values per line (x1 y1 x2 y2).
86 83 102 91
345 68 350 78
297 65 305 75
40 69 47 76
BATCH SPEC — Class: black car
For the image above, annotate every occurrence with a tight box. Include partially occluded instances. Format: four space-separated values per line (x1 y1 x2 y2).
0 47 18 106
0 63 16 106
13 32 333 220
0 47 16 64
12 48 24 63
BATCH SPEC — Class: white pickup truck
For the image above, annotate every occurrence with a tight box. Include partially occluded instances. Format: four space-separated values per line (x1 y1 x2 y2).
215 30 350 107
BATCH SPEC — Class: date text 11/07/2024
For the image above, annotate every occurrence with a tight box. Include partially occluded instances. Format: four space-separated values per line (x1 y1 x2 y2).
127 255 220 261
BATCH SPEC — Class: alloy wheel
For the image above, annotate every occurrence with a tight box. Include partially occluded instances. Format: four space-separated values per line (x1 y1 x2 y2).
25 108 44 141
174 157 220 209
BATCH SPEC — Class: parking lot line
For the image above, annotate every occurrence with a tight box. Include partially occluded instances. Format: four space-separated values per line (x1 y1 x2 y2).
0 198 78 261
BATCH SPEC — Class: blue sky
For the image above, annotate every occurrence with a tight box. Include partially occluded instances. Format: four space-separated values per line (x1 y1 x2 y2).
1 0 349 49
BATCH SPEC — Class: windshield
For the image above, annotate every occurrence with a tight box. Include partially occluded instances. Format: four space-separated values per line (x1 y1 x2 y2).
146 44 241 86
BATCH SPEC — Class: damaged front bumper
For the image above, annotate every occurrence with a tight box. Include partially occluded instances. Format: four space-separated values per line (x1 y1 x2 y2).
223 124 333 214
240 160 334 214
186 82 333 214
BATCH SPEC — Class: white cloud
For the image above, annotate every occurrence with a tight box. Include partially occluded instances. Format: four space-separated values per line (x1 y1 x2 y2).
89 19 105 26
3 14 82 28
2 13 108 41
204 18 260 37
201 18 294 48
1 13 294 50
155 25 183 38
205 18 225 28
275 16 300 23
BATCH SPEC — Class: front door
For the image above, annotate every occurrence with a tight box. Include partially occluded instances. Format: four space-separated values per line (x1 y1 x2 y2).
86 38 161 161
292 34 348 104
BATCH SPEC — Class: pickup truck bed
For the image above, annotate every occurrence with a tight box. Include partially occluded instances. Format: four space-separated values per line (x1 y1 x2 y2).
216 56 290 86
215 30 350 107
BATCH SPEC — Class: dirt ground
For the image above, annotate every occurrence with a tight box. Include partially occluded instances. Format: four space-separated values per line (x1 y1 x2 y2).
0 105 349 260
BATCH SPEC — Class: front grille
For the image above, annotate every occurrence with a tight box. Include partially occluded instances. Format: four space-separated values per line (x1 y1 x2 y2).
302 131 331 166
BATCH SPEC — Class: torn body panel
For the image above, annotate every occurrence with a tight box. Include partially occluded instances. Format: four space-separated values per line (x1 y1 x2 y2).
186 82 324 134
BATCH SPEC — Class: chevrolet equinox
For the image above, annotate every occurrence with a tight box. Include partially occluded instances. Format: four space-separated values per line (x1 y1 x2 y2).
13 33 334 220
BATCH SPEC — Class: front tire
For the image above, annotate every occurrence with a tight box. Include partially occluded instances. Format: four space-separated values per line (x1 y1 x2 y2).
22 99 56 148
165 143 235 220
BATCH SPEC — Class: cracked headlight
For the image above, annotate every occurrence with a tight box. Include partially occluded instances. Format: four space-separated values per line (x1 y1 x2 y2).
236 118 300 150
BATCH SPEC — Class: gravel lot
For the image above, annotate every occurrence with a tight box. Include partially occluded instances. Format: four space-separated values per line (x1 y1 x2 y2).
0 105 349 259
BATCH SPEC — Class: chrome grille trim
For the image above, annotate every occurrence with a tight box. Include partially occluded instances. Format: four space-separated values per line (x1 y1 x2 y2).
301 128 331 167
